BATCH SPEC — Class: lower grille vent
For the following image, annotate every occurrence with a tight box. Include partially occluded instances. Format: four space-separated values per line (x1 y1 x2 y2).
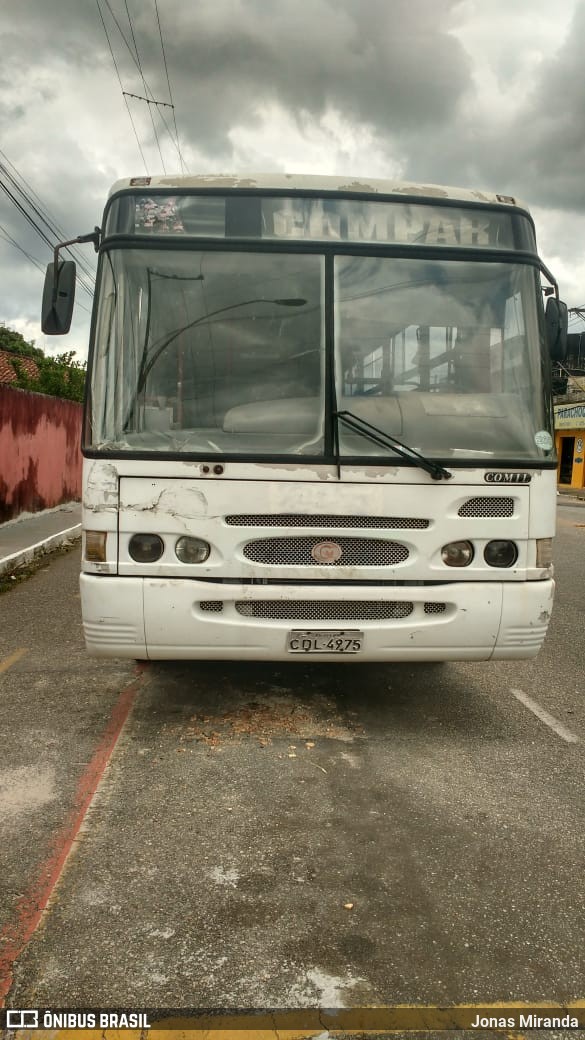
235 600 413 621
200 600 447 621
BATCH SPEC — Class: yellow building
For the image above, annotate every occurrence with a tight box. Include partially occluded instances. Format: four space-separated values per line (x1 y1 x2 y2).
554 400 585 489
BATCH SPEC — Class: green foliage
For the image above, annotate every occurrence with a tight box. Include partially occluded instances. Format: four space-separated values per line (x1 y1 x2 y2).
1 324 86 402
0 323 44 359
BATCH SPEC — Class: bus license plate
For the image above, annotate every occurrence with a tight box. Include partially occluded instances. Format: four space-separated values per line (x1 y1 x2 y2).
287 630 364 654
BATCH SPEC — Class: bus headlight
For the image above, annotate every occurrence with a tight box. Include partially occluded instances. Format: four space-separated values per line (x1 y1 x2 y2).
175 536 210 564
128 533 164 563
484 540 518 568
441 540 474 567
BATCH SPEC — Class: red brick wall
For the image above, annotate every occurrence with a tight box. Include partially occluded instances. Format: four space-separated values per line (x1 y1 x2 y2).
0 386 82 522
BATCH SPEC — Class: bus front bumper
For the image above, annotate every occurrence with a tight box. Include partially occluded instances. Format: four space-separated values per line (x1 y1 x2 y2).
80 575 555 662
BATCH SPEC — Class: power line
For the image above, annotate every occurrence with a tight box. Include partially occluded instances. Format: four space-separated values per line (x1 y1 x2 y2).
154 0 188 173
0 157 97 291
124 0 166 173
122 90 173 107
103 0 169 162
0 223 46 273
556 360 585 394
0 180 54 252
0 225 92 316
0 171 94 299
100 0 186 172
0 150 94 274
96 0 149 173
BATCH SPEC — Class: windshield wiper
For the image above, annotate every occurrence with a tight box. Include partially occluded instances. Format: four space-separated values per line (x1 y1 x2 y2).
334 410 453 481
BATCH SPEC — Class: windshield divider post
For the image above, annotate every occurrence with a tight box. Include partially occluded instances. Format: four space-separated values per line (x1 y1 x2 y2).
324 254 341 479
334 409 341 480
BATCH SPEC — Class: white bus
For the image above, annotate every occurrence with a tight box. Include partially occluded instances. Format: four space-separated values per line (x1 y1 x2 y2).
42 174 567 661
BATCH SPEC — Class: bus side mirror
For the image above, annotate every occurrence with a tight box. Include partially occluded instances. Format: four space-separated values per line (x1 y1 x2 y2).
41 260 76 334
545 297 568 361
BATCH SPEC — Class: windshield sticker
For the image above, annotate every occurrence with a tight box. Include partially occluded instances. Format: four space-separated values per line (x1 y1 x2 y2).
534 430 554 451
135 197 184 234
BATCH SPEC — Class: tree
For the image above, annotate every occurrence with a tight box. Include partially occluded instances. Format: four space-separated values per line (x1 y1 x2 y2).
0 324 86 402
0 323 44 360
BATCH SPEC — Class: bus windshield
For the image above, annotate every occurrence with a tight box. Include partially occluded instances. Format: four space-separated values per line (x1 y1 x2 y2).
91 249 325 455
88 245 552 463
334 255 550 460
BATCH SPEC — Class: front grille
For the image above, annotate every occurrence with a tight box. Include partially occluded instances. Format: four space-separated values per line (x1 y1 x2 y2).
458 497 514 517
227 513 429 529
424 602 447 614
235 600 413 621
200 601 223 612
242 536 409 567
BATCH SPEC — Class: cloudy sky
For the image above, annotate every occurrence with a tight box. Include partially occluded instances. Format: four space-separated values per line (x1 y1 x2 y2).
2 0 585 359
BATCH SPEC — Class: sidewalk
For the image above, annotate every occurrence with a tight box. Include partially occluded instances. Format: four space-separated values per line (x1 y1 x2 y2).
557 487 585 502
0 502 82 577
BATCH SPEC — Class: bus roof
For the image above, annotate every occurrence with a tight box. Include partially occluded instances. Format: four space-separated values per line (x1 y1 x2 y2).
108 173 526 210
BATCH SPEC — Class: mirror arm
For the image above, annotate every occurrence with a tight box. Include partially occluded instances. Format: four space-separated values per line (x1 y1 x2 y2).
51 227 101 306
540 260 559 299
52 226 100 268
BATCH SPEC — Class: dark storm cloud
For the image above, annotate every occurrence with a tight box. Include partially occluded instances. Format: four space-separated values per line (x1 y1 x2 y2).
2 0 585 349
506 0 585 210
0 0 478 352
3 0 583 203
148 0 472 157
4 0 472 160
400 0 585 211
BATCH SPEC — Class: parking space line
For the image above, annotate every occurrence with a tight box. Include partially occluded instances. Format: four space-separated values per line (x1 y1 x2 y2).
0 649 28 674
0 667 148 1005
511 688 579 744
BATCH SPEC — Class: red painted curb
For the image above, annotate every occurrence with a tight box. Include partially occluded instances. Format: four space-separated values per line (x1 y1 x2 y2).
0 667 148 1005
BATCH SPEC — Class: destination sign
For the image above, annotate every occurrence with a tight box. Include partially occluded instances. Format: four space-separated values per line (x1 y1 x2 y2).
121 193 531 251
263 198 516 249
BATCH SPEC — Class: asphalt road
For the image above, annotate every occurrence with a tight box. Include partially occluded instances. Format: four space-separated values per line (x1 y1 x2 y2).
0 502 583 1013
